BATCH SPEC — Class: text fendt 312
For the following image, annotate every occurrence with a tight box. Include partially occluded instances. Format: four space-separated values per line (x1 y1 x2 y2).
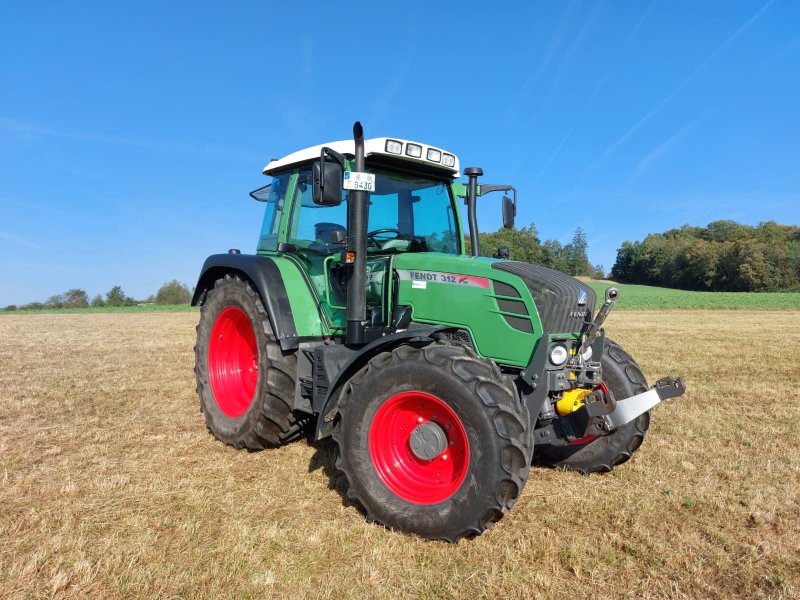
192 122 685 541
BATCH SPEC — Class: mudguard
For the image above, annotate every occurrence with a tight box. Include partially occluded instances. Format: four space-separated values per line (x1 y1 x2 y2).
191 253 299 350
314 326 449 440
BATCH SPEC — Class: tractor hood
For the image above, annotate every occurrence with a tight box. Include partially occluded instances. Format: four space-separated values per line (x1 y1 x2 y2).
491 261 596 334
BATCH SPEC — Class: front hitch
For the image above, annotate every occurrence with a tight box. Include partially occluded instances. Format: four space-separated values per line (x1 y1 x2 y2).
603 376 685 429
533 376 686 446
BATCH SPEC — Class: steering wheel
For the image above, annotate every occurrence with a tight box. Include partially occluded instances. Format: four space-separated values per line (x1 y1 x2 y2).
366 228 404 249
367 227 403 240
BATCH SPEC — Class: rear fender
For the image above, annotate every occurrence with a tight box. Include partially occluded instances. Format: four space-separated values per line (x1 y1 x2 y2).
192 254 299 350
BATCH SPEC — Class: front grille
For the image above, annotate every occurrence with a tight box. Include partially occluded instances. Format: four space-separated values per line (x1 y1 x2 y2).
492 261 596 334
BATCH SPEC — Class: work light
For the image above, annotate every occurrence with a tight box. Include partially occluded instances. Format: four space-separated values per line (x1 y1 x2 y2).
441 153 456 167
427 148 441 162
385 139 402 155
406 143 422 158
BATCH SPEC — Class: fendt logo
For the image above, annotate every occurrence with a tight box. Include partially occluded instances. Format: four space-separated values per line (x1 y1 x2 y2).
578 288 588 306
570 309 589 319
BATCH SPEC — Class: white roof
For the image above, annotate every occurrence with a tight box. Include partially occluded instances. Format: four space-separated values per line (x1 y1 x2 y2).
263 137 460 178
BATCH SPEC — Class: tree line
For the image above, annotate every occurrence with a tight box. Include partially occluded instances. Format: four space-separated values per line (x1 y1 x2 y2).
3 280 193 311
478 225 603 278
611 220 800 292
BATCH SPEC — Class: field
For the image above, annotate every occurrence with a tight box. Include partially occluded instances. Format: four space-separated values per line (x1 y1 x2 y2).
1 311 798 599
584 281 800 310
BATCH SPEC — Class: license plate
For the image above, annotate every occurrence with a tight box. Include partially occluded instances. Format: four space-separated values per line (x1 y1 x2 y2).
343 171 375 192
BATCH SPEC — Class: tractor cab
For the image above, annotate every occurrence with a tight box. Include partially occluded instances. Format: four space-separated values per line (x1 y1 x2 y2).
254 137 467 335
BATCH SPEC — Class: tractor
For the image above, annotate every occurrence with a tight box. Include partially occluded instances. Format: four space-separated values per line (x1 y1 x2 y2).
192 122 685 541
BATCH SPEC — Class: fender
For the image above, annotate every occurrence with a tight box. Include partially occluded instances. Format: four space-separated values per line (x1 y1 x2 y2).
314 326 450 440
192 253 300 350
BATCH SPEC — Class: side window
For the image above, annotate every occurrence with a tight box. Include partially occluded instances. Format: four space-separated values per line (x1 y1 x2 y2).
255 172 291 251
289 170 348 249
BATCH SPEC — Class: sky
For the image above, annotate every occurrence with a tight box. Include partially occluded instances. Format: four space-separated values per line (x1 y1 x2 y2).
1 0 798 305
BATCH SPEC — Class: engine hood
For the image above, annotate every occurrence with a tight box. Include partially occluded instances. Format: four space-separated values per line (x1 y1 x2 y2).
491 261 596 334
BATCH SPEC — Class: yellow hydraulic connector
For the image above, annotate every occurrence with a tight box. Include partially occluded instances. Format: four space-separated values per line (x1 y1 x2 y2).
555 388 592 416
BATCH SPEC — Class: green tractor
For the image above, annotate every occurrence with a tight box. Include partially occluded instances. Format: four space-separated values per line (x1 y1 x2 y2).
192 122 684 541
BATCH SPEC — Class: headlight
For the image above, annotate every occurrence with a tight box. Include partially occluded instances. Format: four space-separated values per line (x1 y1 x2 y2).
405 143 422 158
549 344 568 366
581 346 593 361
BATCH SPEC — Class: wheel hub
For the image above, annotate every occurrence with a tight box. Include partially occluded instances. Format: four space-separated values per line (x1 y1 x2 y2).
409 421 448 460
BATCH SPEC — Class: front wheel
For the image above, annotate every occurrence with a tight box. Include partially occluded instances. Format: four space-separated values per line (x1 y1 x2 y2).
533 338 650 474
333 343 532 542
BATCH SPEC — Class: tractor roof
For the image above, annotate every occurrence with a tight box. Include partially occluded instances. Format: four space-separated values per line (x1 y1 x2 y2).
263 137 460 178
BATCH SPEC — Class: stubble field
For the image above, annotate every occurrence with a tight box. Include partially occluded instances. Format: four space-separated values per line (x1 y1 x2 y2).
0 311 798 599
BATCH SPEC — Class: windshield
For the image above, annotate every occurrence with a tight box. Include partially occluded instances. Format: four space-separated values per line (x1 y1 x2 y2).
289 168 460 255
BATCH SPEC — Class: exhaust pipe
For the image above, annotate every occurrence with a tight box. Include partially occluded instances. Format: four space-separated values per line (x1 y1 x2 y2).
346 122 368 345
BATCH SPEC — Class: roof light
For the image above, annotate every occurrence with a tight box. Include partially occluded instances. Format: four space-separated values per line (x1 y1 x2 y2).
427 148 441 163
406 143 422 158
385 139 402 155
442 153 456 168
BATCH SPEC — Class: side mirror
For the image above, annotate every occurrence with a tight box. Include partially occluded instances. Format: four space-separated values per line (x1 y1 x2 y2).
312 161 344 206
502 195 516 229
312 146 346 206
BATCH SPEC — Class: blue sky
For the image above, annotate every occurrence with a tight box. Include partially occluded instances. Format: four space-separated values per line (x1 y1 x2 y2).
1 1 798 305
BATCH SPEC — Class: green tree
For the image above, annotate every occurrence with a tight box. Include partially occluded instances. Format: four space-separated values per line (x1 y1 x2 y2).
106 286 136 307
45 294 64 309
90 294 105 307
63 288 89 308
155 280 192 305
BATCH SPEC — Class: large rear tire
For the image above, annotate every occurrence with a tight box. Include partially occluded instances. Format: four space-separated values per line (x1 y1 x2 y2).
533 338 650 474
194 275 303 450
333 343 532 541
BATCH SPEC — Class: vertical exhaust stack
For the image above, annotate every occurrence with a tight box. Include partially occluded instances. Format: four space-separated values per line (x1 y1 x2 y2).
346 121 368 345
464 167 483 257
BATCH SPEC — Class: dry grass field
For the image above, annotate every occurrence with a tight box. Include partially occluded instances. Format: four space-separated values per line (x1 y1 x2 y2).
1 311 798 599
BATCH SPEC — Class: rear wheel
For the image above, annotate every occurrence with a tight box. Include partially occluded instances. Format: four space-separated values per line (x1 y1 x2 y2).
194 275 302 450
533 338 650 474
333 343 532 541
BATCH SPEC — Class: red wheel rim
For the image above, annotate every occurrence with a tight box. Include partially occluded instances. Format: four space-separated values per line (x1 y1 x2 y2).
567 381 610 446
369 391 469 505
208 306 259 418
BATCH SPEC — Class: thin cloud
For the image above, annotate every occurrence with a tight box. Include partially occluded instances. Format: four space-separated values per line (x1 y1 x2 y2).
532 75 607 185
580 0 774 181
0 231 43 250
498 1 578 128
629 0 658 38
630 114 704 180
302 35 313 79
1 116 260 163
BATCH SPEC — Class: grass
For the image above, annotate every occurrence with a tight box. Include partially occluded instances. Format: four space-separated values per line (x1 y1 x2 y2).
0 304 198 316
1 311 799 598
5 283 800 317
584 280 800 310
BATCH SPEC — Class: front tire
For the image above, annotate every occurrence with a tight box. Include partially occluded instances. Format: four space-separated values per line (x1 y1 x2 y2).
533 338 650 474
194 275 302 450
333 343 532 541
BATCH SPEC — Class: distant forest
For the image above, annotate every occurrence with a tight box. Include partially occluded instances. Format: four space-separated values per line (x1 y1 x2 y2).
611 220 800 292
